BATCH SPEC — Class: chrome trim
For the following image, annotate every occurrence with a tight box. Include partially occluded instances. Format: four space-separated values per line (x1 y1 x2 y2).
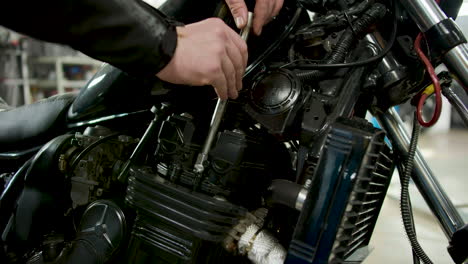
295 188 308 211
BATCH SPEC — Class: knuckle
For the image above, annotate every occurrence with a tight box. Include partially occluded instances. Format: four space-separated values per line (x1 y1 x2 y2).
207 63 222 75
229 5 244 15
200 77 211 86
212 25 222 35
212 44 224 57
229 72 236 82
213 27 227 40
240 42 248 54
211 17 225 27
225 0 238 5
205 17 217 26
257 0 268 8
208 17 223 24
226 0 245 9
217 86 227 96
237 69 243 77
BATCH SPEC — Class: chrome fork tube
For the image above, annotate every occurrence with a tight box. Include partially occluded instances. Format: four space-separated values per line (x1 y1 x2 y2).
377 108 465 239
398 0 468 89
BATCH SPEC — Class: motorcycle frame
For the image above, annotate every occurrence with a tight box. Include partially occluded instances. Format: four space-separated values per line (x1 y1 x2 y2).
373 0 468 262
378 108 465 240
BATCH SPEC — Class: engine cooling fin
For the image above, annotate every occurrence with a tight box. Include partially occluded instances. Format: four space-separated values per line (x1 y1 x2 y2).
125 167 248 263
286 118 394 264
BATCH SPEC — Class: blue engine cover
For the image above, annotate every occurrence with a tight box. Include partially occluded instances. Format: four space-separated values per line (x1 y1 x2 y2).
286 118 394 264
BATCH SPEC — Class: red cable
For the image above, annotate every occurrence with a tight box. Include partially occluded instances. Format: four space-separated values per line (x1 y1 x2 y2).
414 33 443 127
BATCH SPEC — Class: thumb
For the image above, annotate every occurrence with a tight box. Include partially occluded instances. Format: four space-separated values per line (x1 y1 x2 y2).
225 0 248 29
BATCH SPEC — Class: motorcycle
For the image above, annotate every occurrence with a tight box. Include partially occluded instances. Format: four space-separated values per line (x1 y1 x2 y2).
1 0 467 263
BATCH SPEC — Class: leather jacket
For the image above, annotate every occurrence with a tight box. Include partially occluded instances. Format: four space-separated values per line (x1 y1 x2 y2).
1 0 177 77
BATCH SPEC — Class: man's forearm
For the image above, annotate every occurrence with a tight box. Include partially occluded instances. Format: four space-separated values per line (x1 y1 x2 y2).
1 0 177 77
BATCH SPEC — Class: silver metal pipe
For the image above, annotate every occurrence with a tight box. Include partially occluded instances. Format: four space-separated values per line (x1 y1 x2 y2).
398 0 446 32
377 108 465 238
241 12 254 42
364 32 407 88
444 44 468 89
295 188 308 211
364 32 400 69
442 80 468 127
398 0 468 89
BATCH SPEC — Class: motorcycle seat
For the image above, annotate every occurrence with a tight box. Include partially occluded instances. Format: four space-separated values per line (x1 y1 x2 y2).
0 93 76 152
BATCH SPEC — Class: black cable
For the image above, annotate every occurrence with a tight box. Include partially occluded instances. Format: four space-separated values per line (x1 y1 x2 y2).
400 112 433 264
68 132 120 173
279 0 398 70
408 189 422 264
396 163 421 264
244 7 303 78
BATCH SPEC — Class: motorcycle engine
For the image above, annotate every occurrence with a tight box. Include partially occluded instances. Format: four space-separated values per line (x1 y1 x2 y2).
123 109 293 263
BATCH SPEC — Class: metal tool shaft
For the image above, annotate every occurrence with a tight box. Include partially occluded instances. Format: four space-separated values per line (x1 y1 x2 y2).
194 12 253 173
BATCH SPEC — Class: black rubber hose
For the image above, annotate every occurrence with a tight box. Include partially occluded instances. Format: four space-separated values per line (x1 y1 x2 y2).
400 112 433 264
266 179 303 209
295 3 387 82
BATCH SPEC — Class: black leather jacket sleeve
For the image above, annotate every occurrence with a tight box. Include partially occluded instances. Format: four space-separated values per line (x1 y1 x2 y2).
1 0 177 77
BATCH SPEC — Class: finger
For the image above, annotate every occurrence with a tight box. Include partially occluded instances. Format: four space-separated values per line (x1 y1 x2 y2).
273 0 284 17
225 27 248 76
220 53 238 99
253 0 272 35
211 65 229 100
226 38 244 92
225 0 248 29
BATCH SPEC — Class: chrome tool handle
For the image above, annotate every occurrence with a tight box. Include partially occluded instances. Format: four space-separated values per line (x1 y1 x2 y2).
194 12 253 173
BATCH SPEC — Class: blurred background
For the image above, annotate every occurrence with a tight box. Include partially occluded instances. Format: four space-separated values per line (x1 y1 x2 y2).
0 0 467 263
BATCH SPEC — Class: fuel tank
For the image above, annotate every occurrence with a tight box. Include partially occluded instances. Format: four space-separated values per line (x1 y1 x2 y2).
67 64 155 121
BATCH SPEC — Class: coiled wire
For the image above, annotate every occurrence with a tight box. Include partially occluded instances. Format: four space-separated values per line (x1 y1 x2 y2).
400 112 433 264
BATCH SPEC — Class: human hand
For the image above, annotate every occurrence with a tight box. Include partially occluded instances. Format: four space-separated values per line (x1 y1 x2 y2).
156 18 248 100
226 0 284 35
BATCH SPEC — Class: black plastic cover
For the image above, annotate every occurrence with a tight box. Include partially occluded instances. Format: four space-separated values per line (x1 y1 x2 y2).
425 18 467 56
245 69 304 135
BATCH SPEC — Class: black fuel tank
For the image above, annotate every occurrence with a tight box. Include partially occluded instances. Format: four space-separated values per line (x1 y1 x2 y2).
67 64 155 121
